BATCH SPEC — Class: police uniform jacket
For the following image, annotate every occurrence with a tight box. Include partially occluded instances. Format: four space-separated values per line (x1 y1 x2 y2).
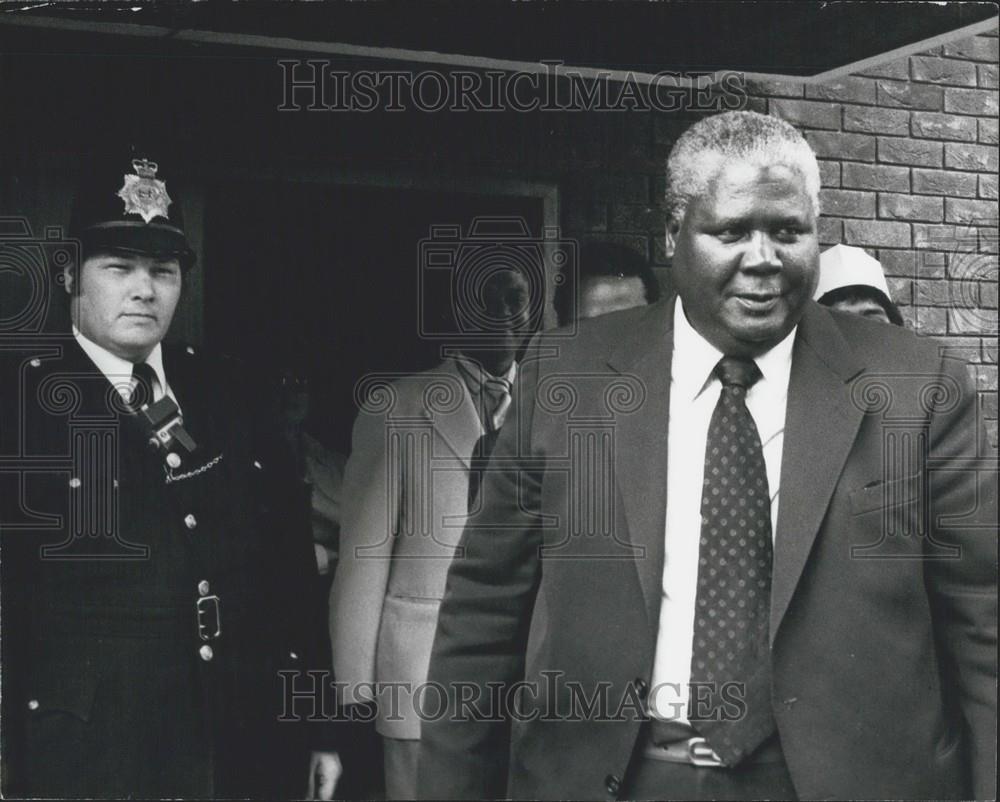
1 335 332 799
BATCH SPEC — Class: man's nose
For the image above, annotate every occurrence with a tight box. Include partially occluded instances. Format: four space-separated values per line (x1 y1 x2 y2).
741 231 780 270
129 269 156 299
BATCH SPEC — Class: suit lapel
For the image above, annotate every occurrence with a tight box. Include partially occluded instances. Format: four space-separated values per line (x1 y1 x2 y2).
770 303 865 641
607 300 674 636
425 359 483 470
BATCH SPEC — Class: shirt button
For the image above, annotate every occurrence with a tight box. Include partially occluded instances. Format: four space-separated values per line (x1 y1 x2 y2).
166 452 182 469
604 774 621 795
197 580 210 596
199 644 214 662
184 514 197 530
27 699 39 711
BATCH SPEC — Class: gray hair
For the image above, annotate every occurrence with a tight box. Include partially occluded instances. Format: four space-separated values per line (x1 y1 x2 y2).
665 111 821 223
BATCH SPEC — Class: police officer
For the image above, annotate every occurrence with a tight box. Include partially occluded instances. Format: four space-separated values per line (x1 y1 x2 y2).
0 150 341 798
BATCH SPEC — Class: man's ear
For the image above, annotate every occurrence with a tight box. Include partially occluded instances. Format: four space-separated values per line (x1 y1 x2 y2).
664 217 681 260
62 265 74 295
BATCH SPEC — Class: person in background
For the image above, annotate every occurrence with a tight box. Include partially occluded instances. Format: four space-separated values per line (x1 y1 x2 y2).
329 266 534 800
553 240 661 327
814 243 904 326
0 149 341 799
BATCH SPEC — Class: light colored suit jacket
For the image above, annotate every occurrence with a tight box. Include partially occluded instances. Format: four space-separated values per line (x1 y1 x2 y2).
419 299 997 800
329 358 484 739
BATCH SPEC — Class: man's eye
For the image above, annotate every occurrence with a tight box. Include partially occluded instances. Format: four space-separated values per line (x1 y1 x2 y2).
774 227 802 243
716 228 744 242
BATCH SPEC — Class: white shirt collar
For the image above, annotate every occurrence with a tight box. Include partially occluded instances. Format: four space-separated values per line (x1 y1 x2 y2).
671 296 796 401
72 325 168 398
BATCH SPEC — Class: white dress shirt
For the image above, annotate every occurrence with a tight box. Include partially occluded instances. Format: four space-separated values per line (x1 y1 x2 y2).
648 297 795 722
72 326 178 409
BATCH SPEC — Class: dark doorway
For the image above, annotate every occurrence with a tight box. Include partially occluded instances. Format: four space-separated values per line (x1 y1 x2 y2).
204 180 545 454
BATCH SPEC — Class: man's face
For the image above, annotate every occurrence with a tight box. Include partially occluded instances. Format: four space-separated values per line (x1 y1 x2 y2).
66 253 182 361
666 161 819 357
463 268 532 376
579 276 647 320
826 294 892 325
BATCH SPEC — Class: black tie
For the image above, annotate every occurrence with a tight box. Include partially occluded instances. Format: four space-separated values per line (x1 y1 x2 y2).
127 361 157 414
688 356 776 765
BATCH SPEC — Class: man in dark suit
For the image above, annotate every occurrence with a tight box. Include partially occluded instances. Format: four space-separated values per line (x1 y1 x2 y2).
0 151 341 798
417 111 997 800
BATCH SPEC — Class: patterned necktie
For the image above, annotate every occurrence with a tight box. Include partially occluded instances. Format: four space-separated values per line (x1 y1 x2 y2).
126 361 157 414
688 355 776 766
467 376 512 509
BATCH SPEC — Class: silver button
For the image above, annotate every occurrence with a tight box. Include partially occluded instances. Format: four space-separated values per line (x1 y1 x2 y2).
69 477 81 489
198 580 210 596
184 514 197 530
186 346 195 355
199 644 214 661
29 358 41 368
27 699 39 711
113 479 119 489
166 452 182 469
289 651 299 661
253 459 263 470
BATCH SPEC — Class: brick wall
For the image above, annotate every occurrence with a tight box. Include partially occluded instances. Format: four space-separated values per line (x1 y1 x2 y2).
562 27 998 451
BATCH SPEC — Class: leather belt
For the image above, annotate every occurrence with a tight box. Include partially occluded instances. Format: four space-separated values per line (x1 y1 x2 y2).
642 720 784 767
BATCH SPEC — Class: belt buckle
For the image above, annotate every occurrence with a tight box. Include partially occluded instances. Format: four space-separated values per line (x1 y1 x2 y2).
686 737 725 768
196 595 221 641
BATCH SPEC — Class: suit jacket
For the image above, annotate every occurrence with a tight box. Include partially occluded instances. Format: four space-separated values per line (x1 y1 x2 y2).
417 299 997 801
329 358 484 739
0 335 330 799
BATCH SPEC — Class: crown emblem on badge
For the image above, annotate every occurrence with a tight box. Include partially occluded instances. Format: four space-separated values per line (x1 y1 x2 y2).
117 157 172 224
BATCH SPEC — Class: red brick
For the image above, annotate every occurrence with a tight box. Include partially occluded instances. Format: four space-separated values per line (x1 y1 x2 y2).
818 160 840 188
943 87 1000 116
913 306 947 335
982 282 998 308
806 77 877 104
817 217 842 246
819 189 875 218
982 391 999 420
876 80 943 110
910 111 978 142
844 220 911 248
842 162 909 192
949 308 998 335
980 174 999 201
936 336 986 363
858 59 909 81
745 79 804 98
909 56 978 87
974 364 999 391
914 279 954 306
945 198 999 226
805 131 876 161
942 36 1000 63
911 169 978 198
985 419 998 450
980 230 999 254
843 105 910 136
878 193 943 222
947 251 997 283
610 204 664 234
769 98 841 130
913 224 979 251
877 137 942 167
913 251 948 279
944 143 999 173
886 276 913 305
980 118 999 145
980 63 999 90
878 249 918 278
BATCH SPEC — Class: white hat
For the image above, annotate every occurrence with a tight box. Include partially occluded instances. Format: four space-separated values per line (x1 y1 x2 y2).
813 244 892 301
